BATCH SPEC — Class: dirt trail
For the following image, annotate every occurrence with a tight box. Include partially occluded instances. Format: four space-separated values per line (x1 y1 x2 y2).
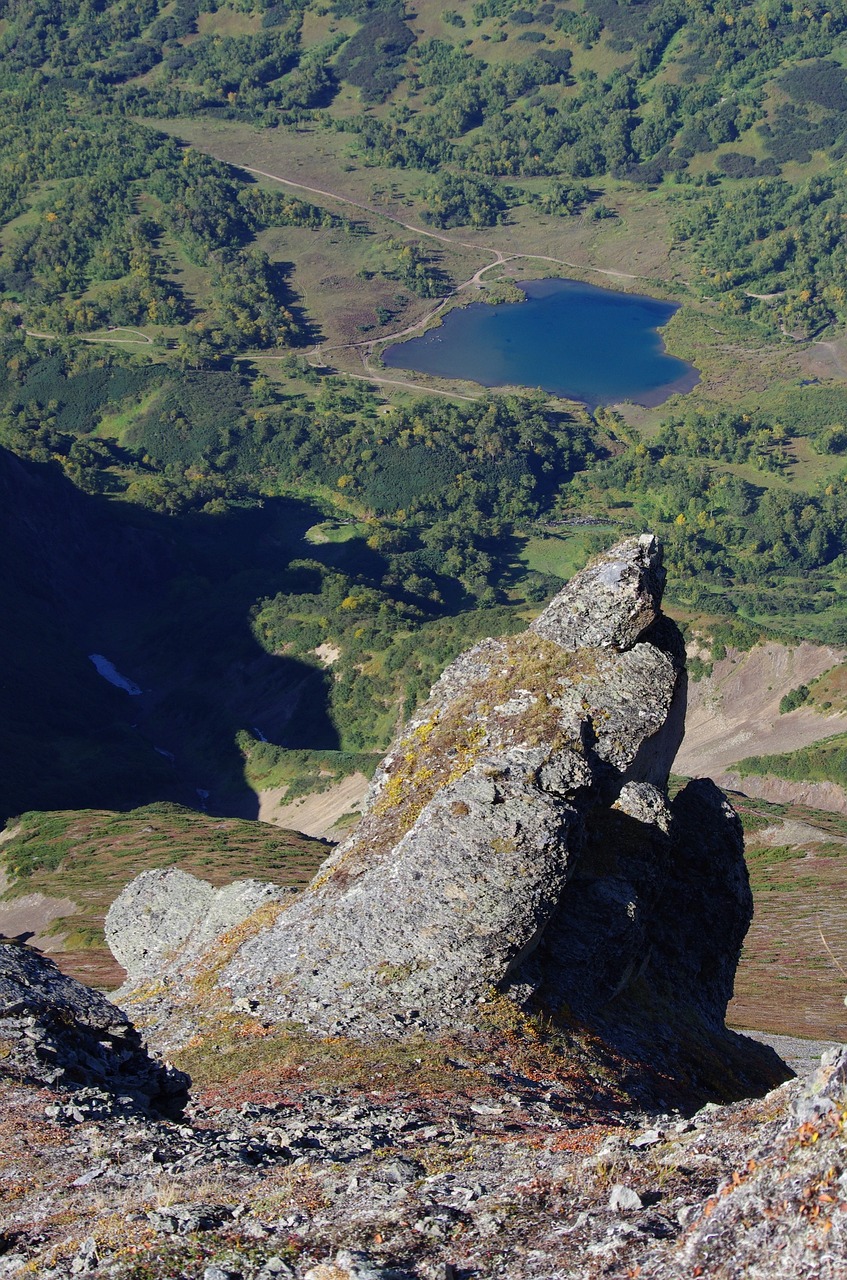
238 161 644 378
241 161 642 285
345 370 481 401
23 327 153 346
241 164 506 253
675 641 847 779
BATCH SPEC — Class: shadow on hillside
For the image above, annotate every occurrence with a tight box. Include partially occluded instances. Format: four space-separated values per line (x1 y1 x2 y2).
0 448 351 824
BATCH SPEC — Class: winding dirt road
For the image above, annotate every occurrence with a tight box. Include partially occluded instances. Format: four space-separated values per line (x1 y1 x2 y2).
238 161 642 386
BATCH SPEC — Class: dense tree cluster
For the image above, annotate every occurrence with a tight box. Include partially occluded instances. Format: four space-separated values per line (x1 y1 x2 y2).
737 732 847 786
0 101 330 351
675 174 847 334
568 426 847 641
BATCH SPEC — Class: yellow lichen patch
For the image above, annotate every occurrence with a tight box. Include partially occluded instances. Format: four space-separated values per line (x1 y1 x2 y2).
379 636 589 819
120 977 171 1004
192 899 290 995
310 634 598 892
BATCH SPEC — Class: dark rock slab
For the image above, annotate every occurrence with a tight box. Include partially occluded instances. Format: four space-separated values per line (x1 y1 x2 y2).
0 941 188 1115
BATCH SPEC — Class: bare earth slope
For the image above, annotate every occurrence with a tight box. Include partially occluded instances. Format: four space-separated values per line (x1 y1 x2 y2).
675 641 847 786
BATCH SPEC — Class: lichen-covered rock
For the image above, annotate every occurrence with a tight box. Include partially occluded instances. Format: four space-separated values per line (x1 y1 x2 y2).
105 867 293 983
530 530 666 651
110 535 787 1101
210 535 691 1035
0 941 188 1114
647 1046 847 1278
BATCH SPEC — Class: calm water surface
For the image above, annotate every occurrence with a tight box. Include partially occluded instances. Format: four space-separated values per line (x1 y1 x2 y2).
382 278 699 407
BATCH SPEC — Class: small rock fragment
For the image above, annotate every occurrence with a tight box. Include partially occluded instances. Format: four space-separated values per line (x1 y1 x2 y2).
609 1184 643 1213
373 1157 421 1186
631 1129 663 1149
70 1238 98 1275
257 1260 294 1279
71 1162 109 1186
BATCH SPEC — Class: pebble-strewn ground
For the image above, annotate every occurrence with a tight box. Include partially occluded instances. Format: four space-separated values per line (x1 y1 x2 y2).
2 1044 846 1280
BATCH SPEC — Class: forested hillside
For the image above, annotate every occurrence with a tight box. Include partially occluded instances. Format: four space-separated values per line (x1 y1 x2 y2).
4 0 847 819
7 0 847 331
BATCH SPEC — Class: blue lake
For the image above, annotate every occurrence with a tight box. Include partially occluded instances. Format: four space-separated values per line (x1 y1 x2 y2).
382 277 699 408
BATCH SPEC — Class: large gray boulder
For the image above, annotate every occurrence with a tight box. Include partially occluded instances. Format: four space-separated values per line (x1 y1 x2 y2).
212 534 689 1031
109 535 787 1100
106 868 293 983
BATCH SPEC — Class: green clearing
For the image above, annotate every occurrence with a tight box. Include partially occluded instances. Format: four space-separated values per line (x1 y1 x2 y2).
304 519 368 545
518 526 618 581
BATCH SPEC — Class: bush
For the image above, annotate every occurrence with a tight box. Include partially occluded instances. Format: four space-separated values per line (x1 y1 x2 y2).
334 6 414 103
779 685 810 714
781 60 847 112
813 425 847 455
716 152 780 180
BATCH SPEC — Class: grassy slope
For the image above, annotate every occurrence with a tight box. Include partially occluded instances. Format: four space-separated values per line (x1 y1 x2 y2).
729 793 847 1040
735 731 847 789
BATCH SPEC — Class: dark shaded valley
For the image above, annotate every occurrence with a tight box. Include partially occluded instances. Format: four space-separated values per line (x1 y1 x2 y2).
0 446 345 822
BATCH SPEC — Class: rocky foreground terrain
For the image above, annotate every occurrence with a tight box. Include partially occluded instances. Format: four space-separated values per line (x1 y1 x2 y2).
2 536 846 1278
1 940 846 1280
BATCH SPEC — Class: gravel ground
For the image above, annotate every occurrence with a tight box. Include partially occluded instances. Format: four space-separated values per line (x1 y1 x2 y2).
740 1029 840 1077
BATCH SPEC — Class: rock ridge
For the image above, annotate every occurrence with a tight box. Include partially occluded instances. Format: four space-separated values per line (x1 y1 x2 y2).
0 940 187 1115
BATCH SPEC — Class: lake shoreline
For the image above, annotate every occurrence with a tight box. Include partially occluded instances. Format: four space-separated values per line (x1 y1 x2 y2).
381 277 700 409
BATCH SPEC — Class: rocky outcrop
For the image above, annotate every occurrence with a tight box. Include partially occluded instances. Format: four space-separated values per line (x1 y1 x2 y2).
110 535 787 1101
0 1012 841 1279
646 1045 847 1279
529 531 667 651
0 941 188 1114
106 868 294 982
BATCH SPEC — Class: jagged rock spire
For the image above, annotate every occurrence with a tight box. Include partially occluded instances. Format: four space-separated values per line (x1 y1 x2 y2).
531 532 665 651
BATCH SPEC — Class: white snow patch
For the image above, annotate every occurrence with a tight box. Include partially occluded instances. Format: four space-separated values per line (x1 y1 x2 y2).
88 654 142 695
